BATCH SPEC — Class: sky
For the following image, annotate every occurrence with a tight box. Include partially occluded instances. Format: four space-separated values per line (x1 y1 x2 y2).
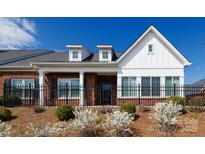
0 17 204 84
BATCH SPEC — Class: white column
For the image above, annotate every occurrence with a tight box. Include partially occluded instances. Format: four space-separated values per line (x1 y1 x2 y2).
39 71 45 106
180 76 184 97
79 71 84 106
117 74 121 98
161 76 165 98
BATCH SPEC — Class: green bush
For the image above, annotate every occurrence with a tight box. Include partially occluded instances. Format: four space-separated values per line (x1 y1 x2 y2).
0 106 12 121
166 96 187 106
187 97 205 112
120 103 136 115
55 105 75 121
0 95 21 107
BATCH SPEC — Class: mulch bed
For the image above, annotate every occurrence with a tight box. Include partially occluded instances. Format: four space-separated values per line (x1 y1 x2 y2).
3 107 205 137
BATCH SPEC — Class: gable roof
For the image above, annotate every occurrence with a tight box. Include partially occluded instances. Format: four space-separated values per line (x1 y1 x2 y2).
116 25 192 66
0 50 53 66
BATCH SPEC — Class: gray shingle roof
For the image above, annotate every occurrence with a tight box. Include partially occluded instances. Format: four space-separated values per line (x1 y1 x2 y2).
0 50 123 67
0 50 53 66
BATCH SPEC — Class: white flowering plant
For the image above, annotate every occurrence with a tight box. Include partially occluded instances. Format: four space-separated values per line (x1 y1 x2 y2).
0 121 11 137
104 111 134 137
153 101 182 133
27 122 70 137
71 109 99 136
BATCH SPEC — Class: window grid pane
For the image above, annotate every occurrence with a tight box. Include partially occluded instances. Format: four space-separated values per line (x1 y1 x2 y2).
102 51 108 59
142 77 150 96
152 77 160 96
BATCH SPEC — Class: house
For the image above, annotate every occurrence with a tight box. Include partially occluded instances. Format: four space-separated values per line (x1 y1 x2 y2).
0 26 191 106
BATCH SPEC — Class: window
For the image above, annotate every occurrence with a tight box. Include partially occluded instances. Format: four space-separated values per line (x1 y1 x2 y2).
72 51 78 59
141 77 160 96
102 51 108 59
12 79 35 99
122 77 136 97
58 79 79 98
165 76 180 96
148 44 153 52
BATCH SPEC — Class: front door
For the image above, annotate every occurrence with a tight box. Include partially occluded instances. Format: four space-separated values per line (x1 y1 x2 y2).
100 83 112 105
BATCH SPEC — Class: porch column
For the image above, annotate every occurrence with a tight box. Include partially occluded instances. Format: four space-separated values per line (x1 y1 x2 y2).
180 76 184 97
161 76 165 98
39 71 45 106
79 71 84 106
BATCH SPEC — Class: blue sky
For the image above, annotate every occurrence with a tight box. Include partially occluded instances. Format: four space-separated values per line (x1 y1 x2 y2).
0 17 205 84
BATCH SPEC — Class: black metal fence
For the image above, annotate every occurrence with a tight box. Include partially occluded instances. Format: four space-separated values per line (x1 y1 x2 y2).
1 83 205 107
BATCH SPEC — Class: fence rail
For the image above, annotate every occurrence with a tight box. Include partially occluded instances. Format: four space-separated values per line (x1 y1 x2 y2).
1 84 205 107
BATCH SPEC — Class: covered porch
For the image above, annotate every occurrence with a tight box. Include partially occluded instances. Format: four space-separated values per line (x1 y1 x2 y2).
37 65 118 106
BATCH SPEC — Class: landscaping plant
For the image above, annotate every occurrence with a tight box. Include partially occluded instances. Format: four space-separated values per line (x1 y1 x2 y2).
71 109 99 137
167 96 187 106
55 105 75 121
153 102 182 135
27 122 70 137
33 106 45 113
120 103 136 115
0 121 11 137
104 111 134 137
187 97 205 112
0 106 12 121
167 96 187 114
0 95 21 107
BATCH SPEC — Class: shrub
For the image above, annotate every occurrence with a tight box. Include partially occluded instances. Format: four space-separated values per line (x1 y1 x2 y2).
0 107 12 121
0 122 11 137
33 106 45 113
71 109 99 137
104 111 134 137
166 96 187 106
27 122 70 137
0 95 21 107
187 97 205 112
55 105 75 121
153 102 182 134
120 103 136 115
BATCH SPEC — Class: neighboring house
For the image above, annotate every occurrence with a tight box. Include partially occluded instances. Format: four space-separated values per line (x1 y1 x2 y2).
0 26 191 106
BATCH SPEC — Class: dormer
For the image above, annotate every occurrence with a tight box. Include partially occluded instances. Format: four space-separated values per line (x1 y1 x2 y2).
66 45 91 62
97 45 113 62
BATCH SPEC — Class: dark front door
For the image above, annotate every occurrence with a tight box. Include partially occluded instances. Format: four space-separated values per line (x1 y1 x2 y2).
100 83 112 105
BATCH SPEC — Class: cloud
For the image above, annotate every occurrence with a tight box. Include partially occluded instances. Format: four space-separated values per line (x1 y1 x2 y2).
0 18 39 49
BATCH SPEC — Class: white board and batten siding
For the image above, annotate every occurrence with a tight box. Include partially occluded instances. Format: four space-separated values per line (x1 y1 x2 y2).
117 31 185 86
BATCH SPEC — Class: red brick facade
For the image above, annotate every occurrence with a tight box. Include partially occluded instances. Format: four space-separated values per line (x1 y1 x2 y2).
0 71 162 106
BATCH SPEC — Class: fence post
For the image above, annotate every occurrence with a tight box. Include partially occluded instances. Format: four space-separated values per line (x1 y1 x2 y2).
174 84 176 96
138 84 140 106
66 83 68 105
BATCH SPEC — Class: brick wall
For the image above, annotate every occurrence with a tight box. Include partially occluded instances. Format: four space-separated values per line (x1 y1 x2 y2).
0 72 39 96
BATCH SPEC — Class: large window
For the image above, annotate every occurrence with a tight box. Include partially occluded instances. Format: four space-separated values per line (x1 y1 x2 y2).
58 79 80 98
121 77 136 97
141 77 160 96
12 79 35 99
165 76 180 96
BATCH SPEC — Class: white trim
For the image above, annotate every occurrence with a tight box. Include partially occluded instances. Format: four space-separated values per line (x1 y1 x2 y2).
116 25 191 66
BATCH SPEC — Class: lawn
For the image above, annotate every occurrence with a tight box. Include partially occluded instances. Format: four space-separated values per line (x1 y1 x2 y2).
1 107 205 137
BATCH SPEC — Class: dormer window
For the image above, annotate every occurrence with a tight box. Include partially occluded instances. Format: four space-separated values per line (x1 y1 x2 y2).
72 51 78 59
97 45 113 62
102 51 108 59
148 44 153 52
